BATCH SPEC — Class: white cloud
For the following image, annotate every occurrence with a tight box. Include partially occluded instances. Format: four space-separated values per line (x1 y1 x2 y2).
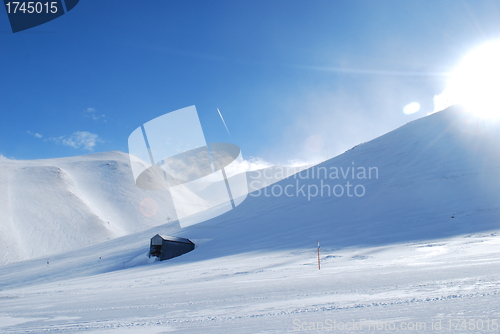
284 159 313 168
432 88 455 114
233 157 274 172
83 107 106 121
225 157 310 176
27 131 43 138
47 131 103 151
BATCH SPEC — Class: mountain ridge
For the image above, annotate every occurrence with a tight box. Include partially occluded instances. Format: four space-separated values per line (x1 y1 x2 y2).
1 106 499 266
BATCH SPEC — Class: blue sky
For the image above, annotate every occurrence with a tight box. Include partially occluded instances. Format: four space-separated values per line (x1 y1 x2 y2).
1 0 500 164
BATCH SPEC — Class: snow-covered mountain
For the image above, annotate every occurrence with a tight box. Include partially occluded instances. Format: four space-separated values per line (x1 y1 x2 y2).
1 106 500 333
0 149 304 266
0 151 178 265
176 105 500 257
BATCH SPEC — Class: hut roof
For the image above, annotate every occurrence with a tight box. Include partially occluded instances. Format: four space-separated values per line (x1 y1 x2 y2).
154 234 193 244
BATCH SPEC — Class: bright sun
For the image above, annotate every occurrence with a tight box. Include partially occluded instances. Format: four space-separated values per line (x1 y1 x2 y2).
437 40 500 118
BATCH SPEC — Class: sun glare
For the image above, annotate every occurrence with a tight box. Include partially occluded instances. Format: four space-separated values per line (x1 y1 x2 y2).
442 40 500 118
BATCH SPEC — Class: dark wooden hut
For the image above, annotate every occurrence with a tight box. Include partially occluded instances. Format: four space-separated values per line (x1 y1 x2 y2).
149 234 195 261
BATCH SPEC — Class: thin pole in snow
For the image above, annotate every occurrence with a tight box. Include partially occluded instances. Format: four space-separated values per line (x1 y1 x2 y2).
317 241 320 270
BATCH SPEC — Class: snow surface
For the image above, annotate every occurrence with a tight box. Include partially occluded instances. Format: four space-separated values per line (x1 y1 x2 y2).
1 106 500 333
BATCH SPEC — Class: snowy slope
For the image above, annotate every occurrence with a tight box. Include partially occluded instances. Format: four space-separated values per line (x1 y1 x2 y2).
0 151 303 266
175 105 500 258
2 233 500 333
1 106 500 333
0 151 177 265
3 105 499 273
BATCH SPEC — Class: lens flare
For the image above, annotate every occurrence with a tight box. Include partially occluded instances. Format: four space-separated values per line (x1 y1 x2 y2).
403 102 421 115
139 198 158 217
